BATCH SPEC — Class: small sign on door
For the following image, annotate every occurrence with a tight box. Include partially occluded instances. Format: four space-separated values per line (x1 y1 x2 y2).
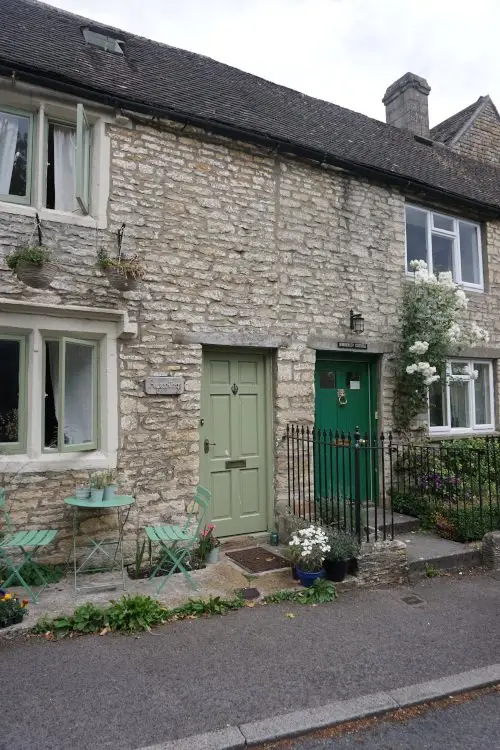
347 372 361 390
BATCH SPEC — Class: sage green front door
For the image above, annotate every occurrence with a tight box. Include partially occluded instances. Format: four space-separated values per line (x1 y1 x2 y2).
200 350 268 537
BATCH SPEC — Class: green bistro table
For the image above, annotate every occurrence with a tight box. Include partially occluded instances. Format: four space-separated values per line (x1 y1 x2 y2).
64 495 134 594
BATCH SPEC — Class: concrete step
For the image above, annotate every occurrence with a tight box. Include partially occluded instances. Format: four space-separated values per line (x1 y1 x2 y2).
366 510 421 536
396 531 483 577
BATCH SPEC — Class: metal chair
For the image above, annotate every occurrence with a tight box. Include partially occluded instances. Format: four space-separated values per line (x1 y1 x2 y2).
0 488 58 603
145 486 211 594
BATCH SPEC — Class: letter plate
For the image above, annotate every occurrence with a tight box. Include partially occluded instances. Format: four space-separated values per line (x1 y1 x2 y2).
225 459 246 469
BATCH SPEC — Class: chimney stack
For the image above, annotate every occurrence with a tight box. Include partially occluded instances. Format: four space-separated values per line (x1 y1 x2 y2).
383 72 431 137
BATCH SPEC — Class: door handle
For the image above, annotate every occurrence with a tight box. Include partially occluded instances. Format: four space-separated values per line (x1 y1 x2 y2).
204 438 216 454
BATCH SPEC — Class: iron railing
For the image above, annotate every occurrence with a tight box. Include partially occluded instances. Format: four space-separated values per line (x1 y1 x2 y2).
286 425 500 544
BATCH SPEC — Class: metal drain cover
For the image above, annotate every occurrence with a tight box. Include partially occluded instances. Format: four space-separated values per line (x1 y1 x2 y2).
238 587 260 600
402 594 425 606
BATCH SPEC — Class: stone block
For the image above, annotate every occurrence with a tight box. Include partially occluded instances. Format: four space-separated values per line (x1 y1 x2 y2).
482 531 500 570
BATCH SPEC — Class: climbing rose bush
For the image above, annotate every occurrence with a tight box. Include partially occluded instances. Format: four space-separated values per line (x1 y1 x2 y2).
394 260 489 433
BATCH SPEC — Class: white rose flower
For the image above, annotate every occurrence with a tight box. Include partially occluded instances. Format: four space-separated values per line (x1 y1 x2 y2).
406 364 418 375
455 289 468 309
408 341 429 355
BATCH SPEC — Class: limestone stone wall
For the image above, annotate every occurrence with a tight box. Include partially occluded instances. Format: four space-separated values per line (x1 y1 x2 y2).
1 115 500 556
450 100 500 166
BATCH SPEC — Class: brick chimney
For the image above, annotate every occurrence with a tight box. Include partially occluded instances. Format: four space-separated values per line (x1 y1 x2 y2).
383 72 431 137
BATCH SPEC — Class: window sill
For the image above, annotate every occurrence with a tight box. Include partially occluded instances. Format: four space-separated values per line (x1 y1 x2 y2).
0 451 116 473
429 429 496 439
0 201 106 229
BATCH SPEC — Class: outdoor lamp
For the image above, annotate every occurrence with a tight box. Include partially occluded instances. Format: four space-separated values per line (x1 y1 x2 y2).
350 309 365 334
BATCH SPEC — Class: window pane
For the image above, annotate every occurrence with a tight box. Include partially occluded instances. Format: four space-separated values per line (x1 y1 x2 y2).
64 342 95 446
459 222 481 285
449 364 470 428
405 206 427 270
44 341 60 449
0 111 30 198
474 363 491 425
429 381 447 428
433 213 454 232
46 123 78 212
0 339 20 443
432 234 454 276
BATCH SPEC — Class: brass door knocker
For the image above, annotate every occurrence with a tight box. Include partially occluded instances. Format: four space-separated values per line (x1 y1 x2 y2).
337 388 347 406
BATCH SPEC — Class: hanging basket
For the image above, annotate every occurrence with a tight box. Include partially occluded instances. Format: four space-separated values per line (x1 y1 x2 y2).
104 267 140 291
15 260 58 289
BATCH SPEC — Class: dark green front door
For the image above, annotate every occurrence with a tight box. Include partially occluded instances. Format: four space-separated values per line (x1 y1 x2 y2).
314 355 378 508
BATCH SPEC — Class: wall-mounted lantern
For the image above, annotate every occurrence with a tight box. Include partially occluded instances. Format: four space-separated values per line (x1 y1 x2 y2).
350 309 365 334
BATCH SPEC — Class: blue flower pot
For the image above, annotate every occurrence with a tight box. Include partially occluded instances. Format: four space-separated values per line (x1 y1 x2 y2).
296 567 325 588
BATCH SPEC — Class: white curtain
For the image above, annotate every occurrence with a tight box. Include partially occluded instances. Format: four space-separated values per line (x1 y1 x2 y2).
53 126 77 212
63 343 94 445
0 114 18 195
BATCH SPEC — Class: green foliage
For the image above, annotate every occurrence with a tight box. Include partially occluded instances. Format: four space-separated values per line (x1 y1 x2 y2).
0 592 27 626
91 472 107 489
0 561 64 586
106 595 164 633
6 245 52 270
425 564 439 578
324 529 360 562
263 578 337 605
97 248 144 279
32 592 247 638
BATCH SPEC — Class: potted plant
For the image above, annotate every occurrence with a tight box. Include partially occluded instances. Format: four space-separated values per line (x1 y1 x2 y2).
288 525 330 587
6 245 57 289
323 529 360 582
74 485 91 500
0 592 28 629
198 524 220 564
103 470 118 502
97 248 144 291
90 472 106 503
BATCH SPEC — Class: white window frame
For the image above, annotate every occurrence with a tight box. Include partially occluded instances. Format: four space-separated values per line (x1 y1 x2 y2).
0 310 120 472
405 204 484 291
0 79 111 229
429 359 495 436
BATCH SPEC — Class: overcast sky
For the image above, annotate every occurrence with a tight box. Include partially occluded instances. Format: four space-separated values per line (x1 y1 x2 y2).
46 0 499 126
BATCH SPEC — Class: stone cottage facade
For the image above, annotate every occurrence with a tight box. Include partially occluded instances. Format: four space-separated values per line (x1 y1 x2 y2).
1 1 500 555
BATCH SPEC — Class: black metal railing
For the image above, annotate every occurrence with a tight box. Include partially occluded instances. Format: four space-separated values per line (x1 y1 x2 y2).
286 425 500 544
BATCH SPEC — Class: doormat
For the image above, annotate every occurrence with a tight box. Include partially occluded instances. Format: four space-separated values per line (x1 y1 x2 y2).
225 546 290 573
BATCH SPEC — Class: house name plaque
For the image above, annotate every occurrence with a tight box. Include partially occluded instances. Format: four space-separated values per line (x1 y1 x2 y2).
337 341 368 350
144 376 185 395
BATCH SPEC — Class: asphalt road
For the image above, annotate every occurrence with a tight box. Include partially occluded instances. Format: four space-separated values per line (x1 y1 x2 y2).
285 689 500 749
1 573 499 750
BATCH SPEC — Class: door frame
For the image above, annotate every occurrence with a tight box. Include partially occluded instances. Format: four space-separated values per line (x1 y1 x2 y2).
199 346 275 535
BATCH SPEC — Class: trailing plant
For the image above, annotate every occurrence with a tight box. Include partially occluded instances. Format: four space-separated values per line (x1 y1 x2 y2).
393 261 489 433
97 248 144 280
263 579 337 604
6 245 52 270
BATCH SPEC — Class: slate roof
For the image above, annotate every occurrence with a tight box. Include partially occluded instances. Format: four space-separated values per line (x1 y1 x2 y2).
431 97 486 145
2 0 500 213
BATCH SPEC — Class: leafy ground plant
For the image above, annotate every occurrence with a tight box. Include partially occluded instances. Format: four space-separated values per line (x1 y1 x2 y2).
263 578 337 605
32 593 247 638
0 562 64 586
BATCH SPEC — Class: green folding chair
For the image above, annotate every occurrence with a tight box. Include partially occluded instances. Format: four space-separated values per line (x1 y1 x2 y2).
145 485 211 594
0 488 58 603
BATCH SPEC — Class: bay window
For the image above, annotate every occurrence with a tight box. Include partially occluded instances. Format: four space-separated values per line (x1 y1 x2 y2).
405 205 483 289
429 360 494 434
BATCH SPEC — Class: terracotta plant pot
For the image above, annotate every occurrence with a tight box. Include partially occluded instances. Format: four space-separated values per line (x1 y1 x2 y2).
104 267 139 291
15 261 58 289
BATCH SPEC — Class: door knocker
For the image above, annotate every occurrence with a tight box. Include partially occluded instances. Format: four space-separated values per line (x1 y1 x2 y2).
337 388 347 406
231 383 239 395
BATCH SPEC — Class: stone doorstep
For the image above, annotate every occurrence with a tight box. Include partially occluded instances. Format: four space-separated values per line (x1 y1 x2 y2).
398 531 484 576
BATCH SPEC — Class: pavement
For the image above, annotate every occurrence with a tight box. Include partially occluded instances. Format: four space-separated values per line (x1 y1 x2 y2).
282 687 500 749
1 571 500 750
